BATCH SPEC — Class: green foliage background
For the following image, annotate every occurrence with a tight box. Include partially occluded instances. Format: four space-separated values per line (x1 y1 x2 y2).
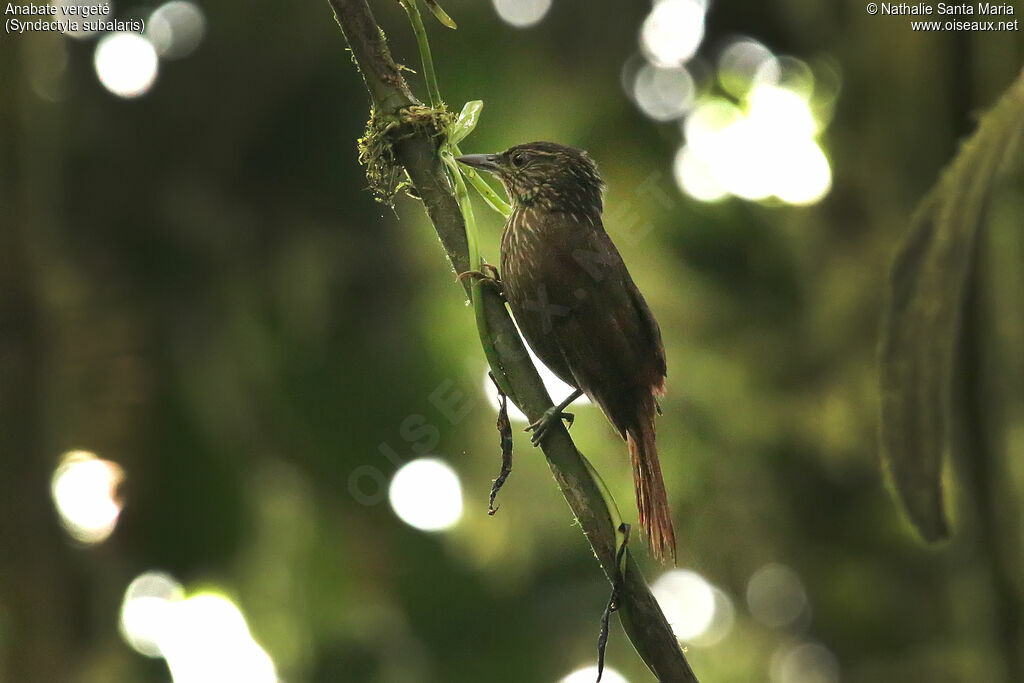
1 1 1022 681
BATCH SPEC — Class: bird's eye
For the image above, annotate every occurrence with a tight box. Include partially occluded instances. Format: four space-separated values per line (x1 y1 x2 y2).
511 152 527 168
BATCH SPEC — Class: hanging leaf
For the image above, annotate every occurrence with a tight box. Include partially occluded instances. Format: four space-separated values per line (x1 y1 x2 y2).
423 0 457 29
879 68 1024 542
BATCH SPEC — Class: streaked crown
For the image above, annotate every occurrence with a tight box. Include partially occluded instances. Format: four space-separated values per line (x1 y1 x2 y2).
461 142 606 215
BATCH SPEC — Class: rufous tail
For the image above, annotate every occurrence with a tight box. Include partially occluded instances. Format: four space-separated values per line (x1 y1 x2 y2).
626 393 677 564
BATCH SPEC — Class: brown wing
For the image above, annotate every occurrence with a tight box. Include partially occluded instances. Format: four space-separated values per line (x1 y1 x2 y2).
504 213 665 433
624 269 667 392
503 212 676 561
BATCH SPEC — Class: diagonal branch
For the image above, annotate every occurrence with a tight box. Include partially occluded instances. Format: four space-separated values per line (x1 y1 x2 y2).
326 1 698 680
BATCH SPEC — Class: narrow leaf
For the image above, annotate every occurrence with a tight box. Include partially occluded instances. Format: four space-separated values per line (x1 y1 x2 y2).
423 0 457 29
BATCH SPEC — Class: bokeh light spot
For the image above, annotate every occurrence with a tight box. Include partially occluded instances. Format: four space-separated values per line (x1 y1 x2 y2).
694 587 736 647
747 563 810 628
492 0 552 28
26 35 70 102
50 450 124 544
683 98 744 157
748 85 819 138
53 0 110 39
770 641 840 683
640 0 707 67
120 575 277 683
161 593 277 683
678 86 832 205
561 665 628 683
147 1 207 60
652 569 717 641
761 56 816 100
674 145 727 202
770 139 831 205
120 571 185 657
633 64 696 122
94 32 159 98
718 37 778 99
707 117 775 201
389 458 463 532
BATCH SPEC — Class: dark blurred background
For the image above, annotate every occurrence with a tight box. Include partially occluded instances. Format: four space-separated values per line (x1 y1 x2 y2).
1 1 1022 681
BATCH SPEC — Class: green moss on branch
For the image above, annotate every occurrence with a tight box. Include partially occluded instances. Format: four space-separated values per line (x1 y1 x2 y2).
358 104 455 205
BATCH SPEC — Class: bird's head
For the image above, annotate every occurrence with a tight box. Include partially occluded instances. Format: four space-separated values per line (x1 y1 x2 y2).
457 142 605 215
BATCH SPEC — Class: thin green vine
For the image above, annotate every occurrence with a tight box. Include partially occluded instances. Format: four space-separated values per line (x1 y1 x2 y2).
398 0 442 108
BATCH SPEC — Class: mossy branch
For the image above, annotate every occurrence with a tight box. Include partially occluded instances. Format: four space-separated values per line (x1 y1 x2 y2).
325 0 698 680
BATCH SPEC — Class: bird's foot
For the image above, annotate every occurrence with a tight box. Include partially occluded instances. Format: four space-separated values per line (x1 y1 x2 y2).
525 406 575 446
457 263 503 297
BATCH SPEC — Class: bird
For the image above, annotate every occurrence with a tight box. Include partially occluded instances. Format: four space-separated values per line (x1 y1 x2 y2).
457 142 676 563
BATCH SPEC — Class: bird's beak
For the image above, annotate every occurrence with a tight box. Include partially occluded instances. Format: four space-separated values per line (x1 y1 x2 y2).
455 153 501 172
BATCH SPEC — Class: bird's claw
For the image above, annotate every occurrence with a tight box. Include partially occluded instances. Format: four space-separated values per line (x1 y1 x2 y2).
525 407 575 446
458 264 503 296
